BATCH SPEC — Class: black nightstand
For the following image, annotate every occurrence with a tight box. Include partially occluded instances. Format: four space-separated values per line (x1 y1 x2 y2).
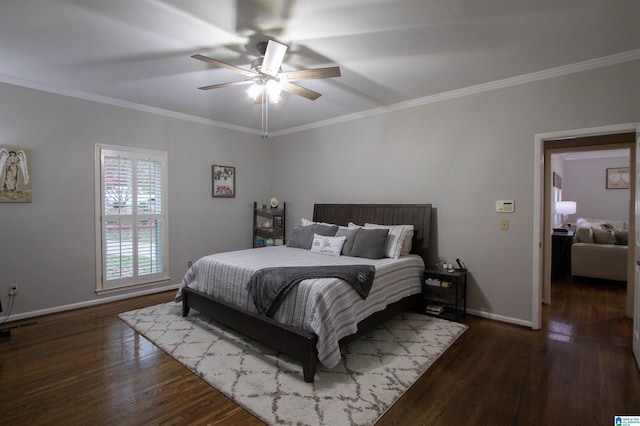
423 268 467 320
552 229 575 278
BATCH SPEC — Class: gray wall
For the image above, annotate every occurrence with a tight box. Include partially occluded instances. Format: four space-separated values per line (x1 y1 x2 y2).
1 59 639 324
0 83 272 317
562 156 630 223
270 60 640 324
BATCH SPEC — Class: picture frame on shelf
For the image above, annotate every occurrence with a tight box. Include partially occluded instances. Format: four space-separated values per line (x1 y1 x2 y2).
273 215 283 228
212 165 235 198
606 167 629 189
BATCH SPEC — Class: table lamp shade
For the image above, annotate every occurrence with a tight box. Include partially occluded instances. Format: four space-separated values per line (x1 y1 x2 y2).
556 201 577 215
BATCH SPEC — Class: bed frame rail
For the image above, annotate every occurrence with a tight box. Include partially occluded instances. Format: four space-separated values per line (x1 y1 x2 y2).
183 287 318 382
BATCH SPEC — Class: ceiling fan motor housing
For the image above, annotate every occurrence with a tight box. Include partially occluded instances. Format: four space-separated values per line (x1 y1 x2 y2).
251 57 264 74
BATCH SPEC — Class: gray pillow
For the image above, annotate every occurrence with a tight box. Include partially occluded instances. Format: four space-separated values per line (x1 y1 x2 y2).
350 228 389 259
287 224 339 249
614 229 628 246
335 227 360 256
593 228 616 245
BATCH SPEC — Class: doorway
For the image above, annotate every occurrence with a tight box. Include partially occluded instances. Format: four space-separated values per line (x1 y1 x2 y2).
543 145 632 344
532 124 638 331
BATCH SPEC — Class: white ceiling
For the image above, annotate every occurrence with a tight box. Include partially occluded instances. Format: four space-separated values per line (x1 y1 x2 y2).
1 0 639 136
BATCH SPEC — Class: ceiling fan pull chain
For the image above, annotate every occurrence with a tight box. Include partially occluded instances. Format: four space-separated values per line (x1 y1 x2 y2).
262 85 268 138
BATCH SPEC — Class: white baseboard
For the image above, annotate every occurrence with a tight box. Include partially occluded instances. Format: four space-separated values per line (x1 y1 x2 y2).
4 285 535 330
466 308 534 329
2 283 180 323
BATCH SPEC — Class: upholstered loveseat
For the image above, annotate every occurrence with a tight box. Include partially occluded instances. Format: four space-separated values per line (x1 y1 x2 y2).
571 218 628 282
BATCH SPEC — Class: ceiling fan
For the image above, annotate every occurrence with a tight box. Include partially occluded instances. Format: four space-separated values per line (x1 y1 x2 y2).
192 40 341 103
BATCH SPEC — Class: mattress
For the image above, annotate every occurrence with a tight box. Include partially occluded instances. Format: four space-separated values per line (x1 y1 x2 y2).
177 245 424 368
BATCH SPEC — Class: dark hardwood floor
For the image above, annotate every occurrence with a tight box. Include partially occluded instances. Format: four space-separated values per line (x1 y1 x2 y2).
0 277 638 425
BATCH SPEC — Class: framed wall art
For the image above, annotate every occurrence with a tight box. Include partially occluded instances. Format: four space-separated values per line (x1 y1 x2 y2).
606 167 629 189
212 165 235 198
0 146 31 203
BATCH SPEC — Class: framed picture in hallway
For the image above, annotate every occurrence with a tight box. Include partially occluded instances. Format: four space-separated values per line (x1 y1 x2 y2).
606 167 629 189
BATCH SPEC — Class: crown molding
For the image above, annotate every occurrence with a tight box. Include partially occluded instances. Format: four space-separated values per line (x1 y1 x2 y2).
1 49 638 138
272 49 640 137
0 73 260 135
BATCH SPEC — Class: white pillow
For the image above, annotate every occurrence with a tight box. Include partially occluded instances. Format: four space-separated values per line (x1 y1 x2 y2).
310 234 347 257
302 218 339 227
347 222 362 229
364 223 414 259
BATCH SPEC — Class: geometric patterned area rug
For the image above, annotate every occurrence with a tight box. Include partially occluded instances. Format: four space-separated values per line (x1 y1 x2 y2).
119 302 467 426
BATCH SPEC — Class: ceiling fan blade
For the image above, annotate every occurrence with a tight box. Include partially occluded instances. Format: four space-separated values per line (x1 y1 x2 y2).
282 82 321 101
191 54 255 77
198 79 254 91
261 40 287 77
282 66 341 82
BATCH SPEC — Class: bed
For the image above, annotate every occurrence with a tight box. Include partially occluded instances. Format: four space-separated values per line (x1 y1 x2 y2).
178 203 432 382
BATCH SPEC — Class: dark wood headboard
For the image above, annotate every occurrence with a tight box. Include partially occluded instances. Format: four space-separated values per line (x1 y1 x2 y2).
313 203 432 262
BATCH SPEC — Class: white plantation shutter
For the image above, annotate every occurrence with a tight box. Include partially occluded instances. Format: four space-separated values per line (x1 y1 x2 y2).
97 146 168 291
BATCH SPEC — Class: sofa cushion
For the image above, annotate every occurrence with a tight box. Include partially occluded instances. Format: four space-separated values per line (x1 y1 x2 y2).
575 226 594 243
571 243 627 282
593 228 616 244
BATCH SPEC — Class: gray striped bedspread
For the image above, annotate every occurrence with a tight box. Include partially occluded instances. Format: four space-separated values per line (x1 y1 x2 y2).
176 246 424 368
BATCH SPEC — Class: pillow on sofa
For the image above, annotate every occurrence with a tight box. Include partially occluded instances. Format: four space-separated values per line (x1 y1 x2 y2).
593 228 616 245
575 226 594 243
576 218 625 231
614 229 628 246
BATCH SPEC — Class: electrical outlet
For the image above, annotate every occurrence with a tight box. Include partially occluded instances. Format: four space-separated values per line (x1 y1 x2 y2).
8 284 19 296
188 261 193 268
500 219 510 230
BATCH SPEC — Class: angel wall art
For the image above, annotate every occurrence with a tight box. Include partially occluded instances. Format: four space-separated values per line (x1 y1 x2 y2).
0 146 31 203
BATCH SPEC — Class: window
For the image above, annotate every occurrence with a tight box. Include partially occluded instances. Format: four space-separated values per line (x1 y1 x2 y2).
95 145 169 292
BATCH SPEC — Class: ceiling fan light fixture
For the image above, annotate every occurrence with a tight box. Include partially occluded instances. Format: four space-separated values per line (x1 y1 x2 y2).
266 79 283 103
246 83 262 100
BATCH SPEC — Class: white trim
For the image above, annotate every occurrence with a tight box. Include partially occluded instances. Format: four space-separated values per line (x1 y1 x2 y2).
532 137 544 330
466 308 533 328
271 49 640 137
95 144 170 291
0 73 260 135
1 50 639 137
533 122 640 330
2 284 180 323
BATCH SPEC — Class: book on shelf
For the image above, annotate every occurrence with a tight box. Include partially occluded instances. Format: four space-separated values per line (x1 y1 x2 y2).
425 278 441 286
426 304 444 314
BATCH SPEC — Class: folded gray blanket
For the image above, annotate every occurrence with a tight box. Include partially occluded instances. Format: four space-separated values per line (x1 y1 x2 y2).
246 265 376 316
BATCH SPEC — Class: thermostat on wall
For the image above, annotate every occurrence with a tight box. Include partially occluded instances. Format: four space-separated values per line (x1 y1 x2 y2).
496 200 515 213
